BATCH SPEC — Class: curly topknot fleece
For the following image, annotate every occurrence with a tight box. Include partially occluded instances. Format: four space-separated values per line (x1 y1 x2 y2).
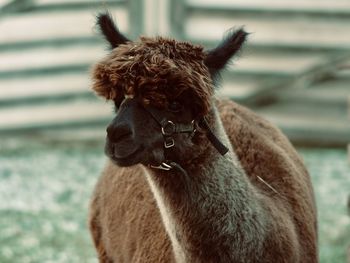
92 36 213 116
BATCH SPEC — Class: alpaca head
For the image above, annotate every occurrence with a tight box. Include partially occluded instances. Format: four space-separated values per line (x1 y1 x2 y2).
92 13 247 167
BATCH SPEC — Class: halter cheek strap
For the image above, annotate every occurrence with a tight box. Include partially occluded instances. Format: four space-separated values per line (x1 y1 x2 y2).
198 118 229 156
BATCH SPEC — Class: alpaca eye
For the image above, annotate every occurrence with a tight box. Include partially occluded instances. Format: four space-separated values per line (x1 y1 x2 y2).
169 101 182 112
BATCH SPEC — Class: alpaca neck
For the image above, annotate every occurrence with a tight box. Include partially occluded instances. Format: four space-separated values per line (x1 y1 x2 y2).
144 107 268 263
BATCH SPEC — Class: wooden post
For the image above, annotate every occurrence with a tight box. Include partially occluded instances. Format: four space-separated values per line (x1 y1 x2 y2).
348 95 350 163
169 0 186 39
135 0 172 37
129 0 144 38
348 195 350 263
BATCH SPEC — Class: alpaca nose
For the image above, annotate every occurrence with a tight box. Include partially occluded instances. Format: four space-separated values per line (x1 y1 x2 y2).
106 122 132 143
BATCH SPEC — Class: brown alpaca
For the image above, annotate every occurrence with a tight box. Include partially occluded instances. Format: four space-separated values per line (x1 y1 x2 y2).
89 13 318 263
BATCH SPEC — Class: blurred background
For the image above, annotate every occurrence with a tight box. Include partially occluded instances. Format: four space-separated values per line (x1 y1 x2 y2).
0 0 349 262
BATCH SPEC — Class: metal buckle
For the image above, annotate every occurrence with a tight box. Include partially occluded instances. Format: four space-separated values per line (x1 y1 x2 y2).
164 137 175 148
149 162 173 171
161 121 176 136
189 120 196 138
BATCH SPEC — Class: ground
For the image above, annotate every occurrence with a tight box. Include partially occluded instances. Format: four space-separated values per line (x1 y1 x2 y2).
0 139 349 263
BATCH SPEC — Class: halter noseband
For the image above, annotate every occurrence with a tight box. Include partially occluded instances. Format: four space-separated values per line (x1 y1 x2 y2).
143 105 229 174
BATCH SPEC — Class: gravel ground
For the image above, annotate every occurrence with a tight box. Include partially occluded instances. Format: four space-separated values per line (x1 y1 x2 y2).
0 139 349 263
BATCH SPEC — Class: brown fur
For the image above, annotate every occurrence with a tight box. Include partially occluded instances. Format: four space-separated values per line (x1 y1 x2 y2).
218 100 317 262
89 164 174 262
89 36 318 262
89 99 318 262
92 37 213 116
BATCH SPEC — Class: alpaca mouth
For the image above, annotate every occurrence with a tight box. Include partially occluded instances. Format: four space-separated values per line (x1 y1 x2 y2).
109 145 145 166
113 144 140 159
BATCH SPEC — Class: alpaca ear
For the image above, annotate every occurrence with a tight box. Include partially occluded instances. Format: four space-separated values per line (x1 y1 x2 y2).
96 12 130 49
204 28 248 77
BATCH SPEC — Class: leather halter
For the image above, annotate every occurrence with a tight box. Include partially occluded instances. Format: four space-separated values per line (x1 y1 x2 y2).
143 105 229 173
144 106 196 149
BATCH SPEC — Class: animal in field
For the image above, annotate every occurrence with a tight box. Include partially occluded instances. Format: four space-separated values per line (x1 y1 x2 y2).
88 13 318 263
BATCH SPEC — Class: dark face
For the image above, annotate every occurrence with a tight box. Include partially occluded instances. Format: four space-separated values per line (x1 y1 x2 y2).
95 13 247 167
105 95 196 167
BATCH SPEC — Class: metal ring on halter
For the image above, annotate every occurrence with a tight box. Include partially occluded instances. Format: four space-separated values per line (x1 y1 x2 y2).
189 120 196 138
161 120 176 136
149 162 173 170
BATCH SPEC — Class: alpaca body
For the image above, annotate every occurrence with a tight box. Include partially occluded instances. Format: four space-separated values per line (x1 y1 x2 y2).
89 14 317 262
89 99 318 263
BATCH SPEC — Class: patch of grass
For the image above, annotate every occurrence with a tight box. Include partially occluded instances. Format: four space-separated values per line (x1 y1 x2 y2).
0 141 104 262
0 141 349 262
300 148 350 263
